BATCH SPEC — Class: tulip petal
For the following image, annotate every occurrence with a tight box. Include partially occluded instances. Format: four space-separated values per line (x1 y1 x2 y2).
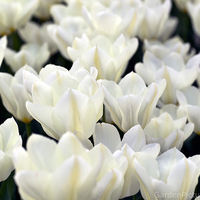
52 89 96 138
157 148 185 183
132 154 158 200
27 134 63 172
187 105 200 134
15 171 51 200
32 81 58 106
94 123 121 153
141 143 160 158
122 125 146 151
167 158 197 193
118 95 143 131
0 74 17 115
161 129 184 152
58 133 86 159
0 152 13 181
26 102 56 139
92 169 124 200
12 84 32 123
0 118 20 153
51 156 95 200
118 72 146 95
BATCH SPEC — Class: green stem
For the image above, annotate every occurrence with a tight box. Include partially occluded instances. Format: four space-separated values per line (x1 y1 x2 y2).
10 31 21 51
25 122 31 138
102 104 106 122
133 195 137 200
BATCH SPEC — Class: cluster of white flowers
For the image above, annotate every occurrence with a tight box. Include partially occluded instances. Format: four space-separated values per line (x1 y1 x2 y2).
0 0 200 200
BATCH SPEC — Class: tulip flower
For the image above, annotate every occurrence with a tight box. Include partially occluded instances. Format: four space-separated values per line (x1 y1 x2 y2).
98 72 166 132
0 35 7 66
94 122 160 198
135 51 200 106
82 1 145 40
187 0 200 37
68 34 138 82
0 118 22 182
144 36 196 62
132 148 200 200
0 0 39 35
34 0 62 20
18 22 57 55
177 86 200 135
4 43 50 73
137 0 177 40
144 104 194 153
0 65 37 123
24 60 104 140
13 132 128 200
50 3 84 24
47 17 90 60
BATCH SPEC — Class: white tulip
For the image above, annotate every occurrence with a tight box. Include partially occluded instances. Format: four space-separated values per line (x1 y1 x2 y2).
34 0 62 20
177 86 200 135
13 132 128 200
50 3 83 24
82 1 145 40
158 17 178 41
94 122 160 198
132 148 200 200
137 0 177 40
98 72 166 132
0 0 39 35
136 52 200 106
0 65 36 123
68 34 138 82
5 43 50 73
18 22 57 54
24 60 104 140
187 0 200 37
144 36 196 62
144 104 194 153
0 118 22 182
47 17 90 60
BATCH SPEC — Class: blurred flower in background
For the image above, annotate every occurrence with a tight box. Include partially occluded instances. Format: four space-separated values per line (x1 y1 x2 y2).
187 0 200 37
135 52 200 106
34 0 62 20
0 0 39 35
144 36 196 62
4 43 50 73
18 22 58 55
173 0 190 12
